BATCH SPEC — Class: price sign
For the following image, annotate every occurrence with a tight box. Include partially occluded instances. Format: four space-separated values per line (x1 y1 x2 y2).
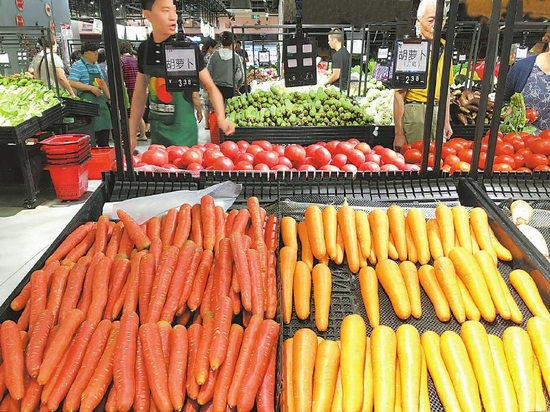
391 39 430 89
0 53 11 68
377 47 389 62
258 50 270 66
163 41 200 92
283 35 317 87
515 46 528 61
459 54 467 63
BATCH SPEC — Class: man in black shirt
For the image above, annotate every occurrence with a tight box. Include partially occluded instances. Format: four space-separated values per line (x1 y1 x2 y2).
325 29 350 91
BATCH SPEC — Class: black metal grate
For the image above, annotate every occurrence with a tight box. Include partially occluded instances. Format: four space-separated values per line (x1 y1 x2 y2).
481 173 550 200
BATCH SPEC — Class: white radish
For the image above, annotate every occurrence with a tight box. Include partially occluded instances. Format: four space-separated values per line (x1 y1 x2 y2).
517 224 549 257
510 200 533 226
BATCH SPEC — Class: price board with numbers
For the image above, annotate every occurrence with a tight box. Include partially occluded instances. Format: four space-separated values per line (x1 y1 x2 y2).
163 41 200 92
391 39 430 89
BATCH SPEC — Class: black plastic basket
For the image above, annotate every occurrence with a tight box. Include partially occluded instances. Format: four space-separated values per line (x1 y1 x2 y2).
38 103 65 130
61 97 100 117
0 117 41 144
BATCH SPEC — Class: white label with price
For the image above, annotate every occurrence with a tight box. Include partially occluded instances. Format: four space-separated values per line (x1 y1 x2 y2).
516 47 528 60
394 41 429 73
165 46 196 75
378 47 389 60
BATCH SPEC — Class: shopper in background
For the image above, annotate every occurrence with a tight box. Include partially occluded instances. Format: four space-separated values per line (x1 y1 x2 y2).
31 37 76 97
201 37 218 129
325 28 350 91
97 48 109 87
68 42 112 147
235 40 249 64
130 0 235 152
70 50 81 66
120 40 148 141
207 31 244 102
393 0 454 152
504 26 550 131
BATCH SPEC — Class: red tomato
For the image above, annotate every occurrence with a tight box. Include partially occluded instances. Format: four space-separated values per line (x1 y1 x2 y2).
403 149 422 164
273 145 285 157
478 152 487 169
298 164 316 172
330 153 348 169
213 156 234 170
252 140 272 151
516 148 532 158
234 160 254 170
254 151 279 168
441 145 457 159
494 154 516 169
284 145 306 164
306 144 323 158
359 162 381 172
219 141 239 159
526 108 538 123
525 153 549 169
538 129 550 140
364 152 381 165
341 164 358 172
503 132 522 143
495 142 515 156
148 144 167 151
445 154 461 167
458 149 473 163
186 162 204 171
236 140 249 152
381 164 401 172
411 140 424 151
178 149 203 167
347 149 366 167
529 138 550 156
272 164 291 171
354 142 372 155
313 147 332 166
450 161 471 174
446 140 466 153
441 164 451 173
508 137 525 151
380 148 399 165
141 149 169 167
347 138 360 145
253 163 271 171
324 140 341 156
400 143 412 154
319 164 340 172
427 153 443 169
492 163 513 172
302 157 320 168
167 146 187 163
246 144 264 156
515 167 532 173
393 154 406 170
335 141 355 156
512 154 525 168
234 152 255 164
278 156 293 168
534 165 550 171
203 150 224 168
372 145 386 155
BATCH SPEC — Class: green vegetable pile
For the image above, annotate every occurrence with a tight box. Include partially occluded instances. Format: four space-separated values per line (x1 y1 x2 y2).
0 74 61 127
500 92 527 133
225 86 368 127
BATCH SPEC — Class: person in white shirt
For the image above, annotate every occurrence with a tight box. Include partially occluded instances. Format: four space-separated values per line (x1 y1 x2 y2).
31 37 75 97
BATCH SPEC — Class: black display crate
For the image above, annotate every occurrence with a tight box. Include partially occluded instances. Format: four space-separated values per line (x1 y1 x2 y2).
61 97 100 117
0 117 41 144
37 103 65 130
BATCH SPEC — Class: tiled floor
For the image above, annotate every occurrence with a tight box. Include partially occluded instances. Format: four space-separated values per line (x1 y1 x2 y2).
0 122 211 307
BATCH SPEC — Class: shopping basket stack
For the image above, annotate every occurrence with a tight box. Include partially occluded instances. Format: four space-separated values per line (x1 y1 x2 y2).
39 134 91 201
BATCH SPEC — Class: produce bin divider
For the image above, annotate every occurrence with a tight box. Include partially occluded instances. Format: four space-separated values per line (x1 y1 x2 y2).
478 172 550 201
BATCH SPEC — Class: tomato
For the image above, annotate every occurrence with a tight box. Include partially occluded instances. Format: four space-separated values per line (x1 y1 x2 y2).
538 129 550 140
186 162 204 171
278 156 293 168
444 154 461 167
203 150 224 168
380 148 399 165
219 141 239 159
246 144 264 156
148 144 167 151
512 153 525 168
494 154 516 169
446 140 465 153
335 141 355 156
236 140 249 152
330 153 348 169
441 164 451 173
306 144 323 158
253 163 271 171
525 153 549 169
341 164 358 172
534 165 550 172
213 156 234 170
284 145 306 164
234 160 254 170
359 162 381 172
403 149 422 164
529 138 550 156
393 153 406 170
441 145 457 159
449 161 471 174
325 140 341 155
495 142 515 156
354 142 372 155
319 164 340 172
526 108 538 123
458 148 473 163
254 151 279 168
234 152 254 164
508 137 525 151
516 148 532 158
252 140 272 151
347 138 360 145
492 163 513 172
364 153 381 165
381 164 401 172
478 152 487 169
347 149 366 167
142 149 169 167
273 145 285 156
313 147 332 166
525 136 540 147
298 164 316 172
427 153 443 169
515 167 532 173
272 164 292 171
400 144 412 154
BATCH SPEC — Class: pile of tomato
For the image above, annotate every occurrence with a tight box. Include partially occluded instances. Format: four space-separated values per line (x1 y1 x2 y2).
401 129 550 173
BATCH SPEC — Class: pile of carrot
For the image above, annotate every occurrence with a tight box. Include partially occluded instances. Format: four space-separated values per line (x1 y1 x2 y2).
0 195 279 411
283 315 550 412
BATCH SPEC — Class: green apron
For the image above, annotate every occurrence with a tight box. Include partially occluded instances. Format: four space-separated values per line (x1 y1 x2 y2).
79 63 112 132
143 51 198 147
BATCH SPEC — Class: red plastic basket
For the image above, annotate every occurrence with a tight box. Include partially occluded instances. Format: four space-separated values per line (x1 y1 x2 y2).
209 111 220 144
40 134 91 155
45 159 89 201
88 147 116 179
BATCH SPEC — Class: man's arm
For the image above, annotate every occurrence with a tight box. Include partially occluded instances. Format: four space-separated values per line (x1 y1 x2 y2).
55 67 76 97
324 68 341 87
444 87 453 139
129 72 148 153
69 79 102 96
192 91 203 123
199 68 236 136
393 89 407 151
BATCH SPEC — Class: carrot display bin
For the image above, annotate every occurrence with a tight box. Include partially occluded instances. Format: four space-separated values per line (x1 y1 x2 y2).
88 147 116 180
45 158 89 201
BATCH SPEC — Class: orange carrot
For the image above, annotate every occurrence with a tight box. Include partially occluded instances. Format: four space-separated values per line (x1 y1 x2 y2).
399 260 422 320
62 226 97 265
396 324 421 412
86 255 114 324
426 218 444 260
135 253 155 322
312 263 332 332
470 207 497 262
248 196 268 276
209 296 233 370
388 204 408 261
452 205 472 252
487 333 519 412
230 233 253 312
104 257 131 320
435 203 455 257
280 245 297 324
418 264 451 322
187 248 214 312
474 250 511 320
147 246 180 322
117 226 134 258
358 266 379 328
297 221 314 270
20 377 42 412
323 205 338 261
526 316 550 396
294 261 312 321
134 335 150 412
214 205 225 253
488 225 513 261
281 216 298 249
0 320 25 400
340 314 366 411
160 207 178 247
355 210 372 263
113 311 139 412
265 250 277 319
509 269 550 320
305 205 327 260
264 214 278 252
29 269 48 337
172 203 192 248
186 323 203 401
25 309 55 378
116 209 151 251
168 324 188 411
376 259 412 320
292 328 318 412
404 220 418 264
147 216 161 241
281 337 295 412
368 208 389 263
407 208 430 265
58 256 92 322
256 337 277 412
247 248 265 316
94 214 110 255
46 222 94 264
433 256 466 323
212 324 243 412
200 196 216 251
335 225 345 265
371 325 397 412
456 276 481 321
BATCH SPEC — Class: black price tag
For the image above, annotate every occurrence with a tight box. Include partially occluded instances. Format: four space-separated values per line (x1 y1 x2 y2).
163 42 200 92
391 39 430 89
283 35 317 87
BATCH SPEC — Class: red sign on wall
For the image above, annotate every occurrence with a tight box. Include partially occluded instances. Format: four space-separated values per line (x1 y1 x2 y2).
16 14 25 26
16 0 24 11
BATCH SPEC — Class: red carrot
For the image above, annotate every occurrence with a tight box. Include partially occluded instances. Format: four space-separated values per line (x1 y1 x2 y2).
37 308 85 385
44 320 99 411
227 314 264 407
139 323 172 412
191 203 204 250
20 377 42 412
46 221 94 264
177 247 202 314
105 384 117 412
195 311 216 385
200 266 216 318
94 215 110 255
146 246 180 323
265 250 277 319
134 336 150 412
248 196 268 277
197 369 218 405
184 398 201 412
168 324 188 411
247 248 264 316
16 303 30 331
201 195 216 251
161 208 178 247
214 205 226 252
77 252 105 317
173 203 192 248
186 323 203 401
230 286 242 316
147 216 161 241
264 214 278 252
105 221 124 260
62 226 97 264
58 255 92 322
209 295 233 370
138 253 156 322
25 309 55 378
79 322 121 412
117 225 134 258
230 233 252 312
211 237 232 311
122 251 147 316
114 311 139 411
29 269 48 337
158 321 172 370
149 236 163 271
213 324 244 412
116 209 151 251
256 339 277 412
45 264 71 323
86 255 114 324
225 209 239 237
231 209 250 235
104 257 131 320
160 241 197 322
64 320 114 411
188 249 214 312
0 320 25 400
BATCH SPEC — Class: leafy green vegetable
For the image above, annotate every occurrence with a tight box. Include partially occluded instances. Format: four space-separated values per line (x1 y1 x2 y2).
500 92 527 133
